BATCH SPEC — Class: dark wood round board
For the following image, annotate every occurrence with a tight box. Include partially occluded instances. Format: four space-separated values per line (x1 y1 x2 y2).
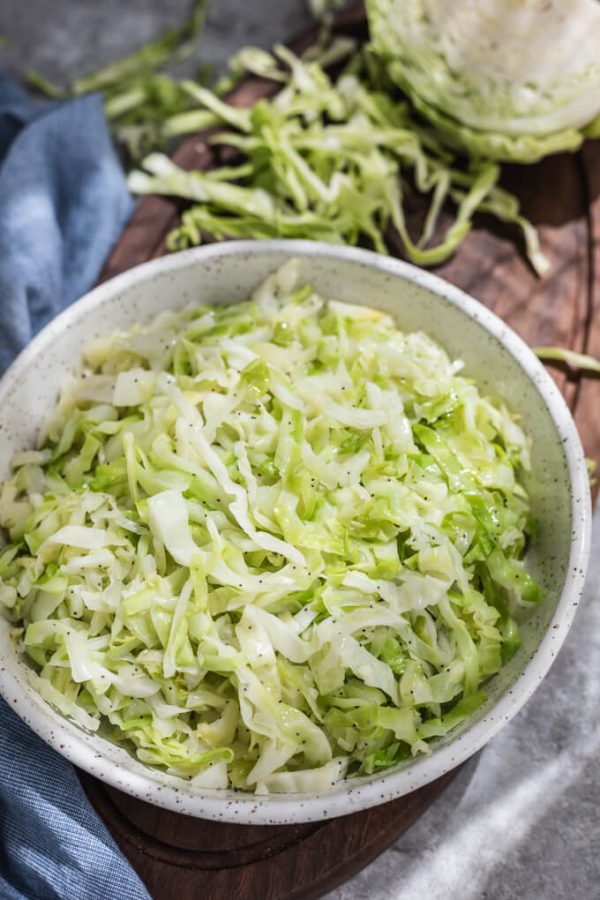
79 3 600 897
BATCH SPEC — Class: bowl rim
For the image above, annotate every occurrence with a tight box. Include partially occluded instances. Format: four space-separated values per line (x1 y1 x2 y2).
0 239 591 824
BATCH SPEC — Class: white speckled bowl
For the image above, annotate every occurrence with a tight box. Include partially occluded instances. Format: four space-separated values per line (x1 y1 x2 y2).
0 241 591 824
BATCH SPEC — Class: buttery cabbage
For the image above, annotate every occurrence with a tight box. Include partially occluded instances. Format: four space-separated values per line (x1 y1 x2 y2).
367 0 600 162
0 262 542 792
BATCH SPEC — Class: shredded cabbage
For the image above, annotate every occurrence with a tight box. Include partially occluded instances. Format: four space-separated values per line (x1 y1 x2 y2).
128 42 549 275
0 262 542 792
534 346 600 374
307 0 346 16
25 0 211 162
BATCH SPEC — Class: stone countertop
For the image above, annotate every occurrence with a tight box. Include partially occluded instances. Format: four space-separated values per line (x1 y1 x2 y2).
1 3 598 898
0 0 312 85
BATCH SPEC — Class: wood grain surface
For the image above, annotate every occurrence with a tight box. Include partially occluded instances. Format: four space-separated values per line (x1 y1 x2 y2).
79 767 459 900
82 3 600 897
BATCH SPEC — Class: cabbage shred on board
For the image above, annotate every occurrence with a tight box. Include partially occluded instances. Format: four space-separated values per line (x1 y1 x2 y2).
128 40 550 276
0 263 543 793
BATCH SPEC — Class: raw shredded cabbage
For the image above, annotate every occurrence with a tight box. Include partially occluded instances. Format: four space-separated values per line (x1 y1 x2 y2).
128 42 549 275
0 262 542 792
25 0 211 162
534 346 600 375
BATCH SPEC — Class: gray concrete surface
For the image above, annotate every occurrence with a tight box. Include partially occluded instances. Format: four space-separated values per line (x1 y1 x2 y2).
1 3 599 899
0 0 312 85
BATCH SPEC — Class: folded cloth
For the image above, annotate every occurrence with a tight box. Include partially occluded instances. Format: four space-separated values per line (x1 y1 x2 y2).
0 74 133 371
0 73 149 900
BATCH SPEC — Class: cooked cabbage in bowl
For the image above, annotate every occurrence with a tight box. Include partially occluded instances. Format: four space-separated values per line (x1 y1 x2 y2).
0 261 543 794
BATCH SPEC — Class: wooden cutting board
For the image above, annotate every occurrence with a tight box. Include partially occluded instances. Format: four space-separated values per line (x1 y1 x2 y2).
78 3 600 897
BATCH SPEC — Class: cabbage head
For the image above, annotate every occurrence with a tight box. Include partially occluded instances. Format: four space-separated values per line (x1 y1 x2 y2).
367 0 600 162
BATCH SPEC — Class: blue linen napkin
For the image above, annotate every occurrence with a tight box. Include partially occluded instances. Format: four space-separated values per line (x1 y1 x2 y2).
0 73 150 900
